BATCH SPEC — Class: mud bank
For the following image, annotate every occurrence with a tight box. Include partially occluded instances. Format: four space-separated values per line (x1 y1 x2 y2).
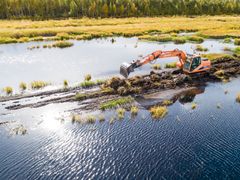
1 56 240 112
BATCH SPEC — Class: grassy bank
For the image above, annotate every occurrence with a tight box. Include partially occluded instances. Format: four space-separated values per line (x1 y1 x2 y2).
0 16 239 44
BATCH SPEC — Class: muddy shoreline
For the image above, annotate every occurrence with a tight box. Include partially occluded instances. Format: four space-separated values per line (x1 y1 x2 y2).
1 56 240 112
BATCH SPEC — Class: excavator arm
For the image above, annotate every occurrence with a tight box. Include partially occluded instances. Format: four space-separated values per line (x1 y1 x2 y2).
120 49 187 78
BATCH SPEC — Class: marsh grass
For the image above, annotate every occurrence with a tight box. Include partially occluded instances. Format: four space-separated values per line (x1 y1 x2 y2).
130 106 139 116
234 39 240 45
234 47 240 55
173 37 186 44
165 62 177 68
3 86 13 95
162 100 173 106
191 103 197 109
223 38 231 43
63 80 68 88
19 82 27 91
187 36 204 43
196 45 208 52
80 81 96 88
52 41 73 48
75 93 87 100
84 74 92 81
100 97 133 110
86 115 96 124
223 47 232 51
98 115 105 122
31 81 49 89
150 106 168 119
151 64 161 70
236 93 240 103
72 114 81 123
117 108 126 119
202 53 230 61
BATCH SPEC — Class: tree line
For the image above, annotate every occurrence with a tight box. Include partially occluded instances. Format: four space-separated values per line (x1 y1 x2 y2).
0 0 239 19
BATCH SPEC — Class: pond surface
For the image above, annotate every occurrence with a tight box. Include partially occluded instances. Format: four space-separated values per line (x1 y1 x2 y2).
0 38 240 179
0 37 236 92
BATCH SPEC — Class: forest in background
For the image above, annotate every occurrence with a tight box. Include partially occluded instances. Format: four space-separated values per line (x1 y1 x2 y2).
0 0 240 19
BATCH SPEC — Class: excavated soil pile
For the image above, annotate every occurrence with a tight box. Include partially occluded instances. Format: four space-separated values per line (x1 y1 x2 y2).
104 56 240 96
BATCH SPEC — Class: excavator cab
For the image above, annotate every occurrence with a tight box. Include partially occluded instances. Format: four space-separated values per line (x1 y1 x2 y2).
183 55 210 73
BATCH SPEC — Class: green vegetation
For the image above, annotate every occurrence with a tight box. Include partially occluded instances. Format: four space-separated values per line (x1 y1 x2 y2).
0 17 239 44
139 34 172 42
165 62 177 68
214 70 225 78
96 79 106 85
223 38 231 43
98 115 105 122
3 86 13 95
100 97 133 110
19 82 27 91
75 93 87 100
196 45 208 52
223 47 232 51
84 74 92 81
162 100 173 106
151 64 161 70
173 37 186 44
52 41 73 48
191 103 197 109
234 47 240 56
80 81 96 88
202 53 230 61
1 0 239 19
117 108 126 119
86 115 96 124
63 80 68 88
150 106 168 119
43 44 48 48
31 81 49 89
187 36 204 43
236 93 240 103
72 114 81 123
130 106 139 116
234 39 240 45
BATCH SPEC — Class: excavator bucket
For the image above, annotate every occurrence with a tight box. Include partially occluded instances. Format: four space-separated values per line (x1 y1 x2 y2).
120 62 135 78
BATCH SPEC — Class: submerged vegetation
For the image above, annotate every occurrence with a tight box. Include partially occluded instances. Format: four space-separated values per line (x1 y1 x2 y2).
100 97 133 110
150 106 168 119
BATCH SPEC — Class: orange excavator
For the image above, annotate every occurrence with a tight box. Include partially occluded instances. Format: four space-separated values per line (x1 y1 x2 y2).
120 49 211 78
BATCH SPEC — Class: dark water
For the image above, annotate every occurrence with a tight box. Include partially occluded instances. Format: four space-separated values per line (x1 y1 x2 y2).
0 38 240 179
1 78 240 179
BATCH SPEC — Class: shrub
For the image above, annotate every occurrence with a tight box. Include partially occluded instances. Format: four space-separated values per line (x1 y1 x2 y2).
3 86 13 95
151 64 161 70
165 62 177 68
196 45 208 52
84 74 92 81
150 106 168 119
19 82 27 91
52 41 73 48
130 106 139 116
234 39 240 45
31 81 49 89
